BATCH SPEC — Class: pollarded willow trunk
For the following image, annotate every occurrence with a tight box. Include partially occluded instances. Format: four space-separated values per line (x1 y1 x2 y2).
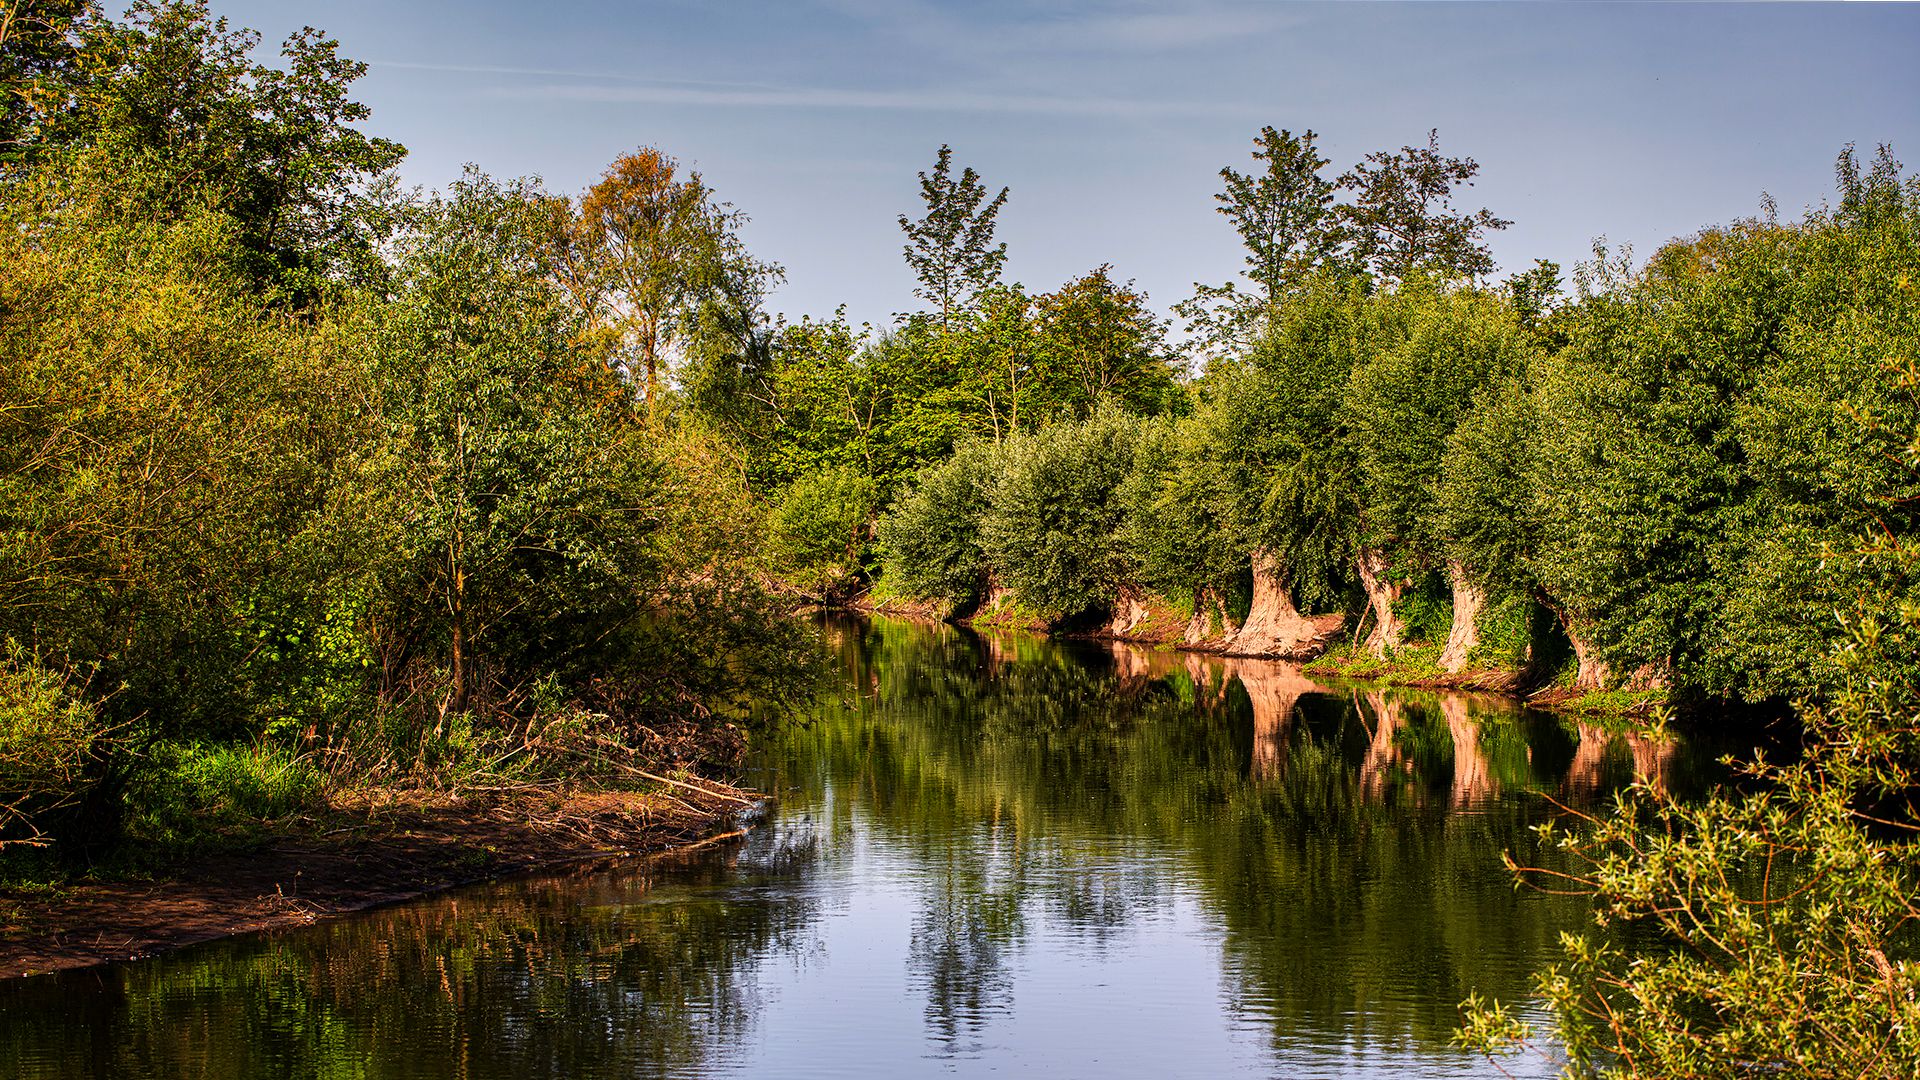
1182 585 1235 648
1556 611 1613 691
1226 550 1343 659
1437 560 1488 674
1106 586 1151 637
1355 547 1406 657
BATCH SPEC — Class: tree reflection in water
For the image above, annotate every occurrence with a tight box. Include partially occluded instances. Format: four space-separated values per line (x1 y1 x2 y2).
3 613 1730 1079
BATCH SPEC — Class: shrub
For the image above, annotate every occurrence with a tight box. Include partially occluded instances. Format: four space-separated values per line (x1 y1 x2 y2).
980 404 1140 616
877 440 1004 606
768 465 877 597
0 646 104 849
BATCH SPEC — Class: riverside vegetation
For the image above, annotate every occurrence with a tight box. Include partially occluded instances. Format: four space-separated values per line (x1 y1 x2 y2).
3 1 1919 1075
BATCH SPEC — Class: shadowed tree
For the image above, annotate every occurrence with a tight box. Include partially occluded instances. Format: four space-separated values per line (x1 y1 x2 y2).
0 0 97 172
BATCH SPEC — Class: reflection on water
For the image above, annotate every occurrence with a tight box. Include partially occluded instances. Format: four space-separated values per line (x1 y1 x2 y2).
1 615 1727 1079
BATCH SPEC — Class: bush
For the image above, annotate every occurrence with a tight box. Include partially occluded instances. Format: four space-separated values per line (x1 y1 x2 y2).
877 440 1004 607
768 465 877 597
0 647 104 849
980 404 1141 616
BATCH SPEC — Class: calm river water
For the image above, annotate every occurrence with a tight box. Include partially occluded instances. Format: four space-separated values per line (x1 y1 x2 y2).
1 614 1726 1078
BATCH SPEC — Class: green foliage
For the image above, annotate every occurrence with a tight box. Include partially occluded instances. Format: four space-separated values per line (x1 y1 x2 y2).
12 0 407 302
877 441 1005 608
1339 129 1512 284
1237 272 1375 608
1459 256 1920 1075
0 3 822 858
768 466 877 598
1390 576 1453 645
900 144 1010 329
980 405 1142 616
1344 280 1535 556
127 743 323 846
0 645 103 848
1435 378 1542 596
1532 148 1920 699
1467 594 1536 670
1115 413 1250 598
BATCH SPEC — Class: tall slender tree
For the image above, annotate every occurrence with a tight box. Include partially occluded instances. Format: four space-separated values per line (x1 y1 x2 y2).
1217 126 1345 304
899 144 1010 331
1178 126 1345 358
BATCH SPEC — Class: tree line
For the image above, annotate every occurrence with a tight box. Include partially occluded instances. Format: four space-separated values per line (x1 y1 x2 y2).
854 132 1920 709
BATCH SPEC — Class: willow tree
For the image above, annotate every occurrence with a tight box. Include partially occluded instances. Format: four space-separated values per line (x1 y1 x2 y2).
1530 146 1920 700
1342 282 1536 662
549 146 778 408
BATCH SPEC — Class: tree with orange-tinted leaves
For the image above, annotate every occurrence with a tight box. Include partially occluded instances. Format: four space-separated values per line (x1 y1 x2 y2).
549 147 779 408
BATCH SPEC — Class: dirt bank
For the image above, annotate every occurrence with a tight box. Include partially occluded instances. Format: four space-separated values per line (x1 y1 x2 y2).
0 783 756 980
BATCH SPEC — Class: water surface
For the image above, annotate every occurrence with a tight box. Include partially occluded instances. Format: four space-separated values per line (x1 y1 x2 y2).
1 615 1722 1078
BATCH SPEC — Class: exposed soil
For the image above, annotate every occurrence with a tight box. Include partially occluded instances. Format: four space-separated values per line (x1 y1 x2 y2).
0 783 756 980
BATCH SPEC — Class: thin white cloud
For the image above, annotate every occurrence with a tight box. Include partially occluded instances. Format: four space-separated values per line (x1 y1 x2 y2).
489 80 1264 119
370 59 782 92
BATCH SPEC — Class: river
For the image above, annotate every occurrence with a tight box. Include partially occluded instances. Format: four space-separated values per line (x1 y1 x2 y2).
0 613 1728 1078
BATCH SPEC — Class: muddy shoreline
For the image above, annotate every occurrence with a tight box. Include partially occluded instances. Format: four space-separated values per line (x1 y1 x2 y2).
0 785 758 980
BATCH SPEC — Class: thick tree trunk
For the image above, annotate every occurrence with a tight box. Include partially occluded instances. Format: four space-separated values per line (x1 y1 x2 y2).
1224 550 1343 659
1355 547 1406 657
1437 560 1488 673
1559 615 1613 691
1106 587 1151 637
1182 586 1222 647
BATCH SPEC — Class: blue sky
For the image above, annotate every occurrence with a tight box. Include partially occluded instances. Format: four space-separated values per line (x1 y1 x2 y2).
218 1 1920 329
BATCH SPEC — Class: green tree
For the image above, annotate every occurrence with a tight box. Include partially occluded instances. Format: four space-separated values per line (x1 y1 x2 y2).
1342 282 1535 656
768 465 878 600
900 144 1010 331
980 404 1142 616
0 0 96 172
548 146 780 408
16 0 407 301
1178 126 1347 358
1216 126 1345 304
1341 129 1510 283
877 440 1006 608
1030 266 1184 421
1459 340 1920 1075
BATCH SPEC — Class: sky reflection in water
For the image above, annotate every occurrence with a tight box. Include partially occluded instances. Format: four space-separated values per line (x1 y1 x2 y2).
0 614 1725 1079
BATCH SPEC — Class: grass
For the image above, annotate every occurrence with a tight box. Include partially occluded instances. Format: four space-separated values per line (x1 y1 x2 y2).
1305 641 1449 681
1556 686 1670 717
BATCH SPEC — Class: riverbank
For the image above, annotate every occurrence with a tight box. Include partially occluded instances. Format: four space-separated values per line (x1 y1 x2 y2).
0 781 757 979
847 594 1664 718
